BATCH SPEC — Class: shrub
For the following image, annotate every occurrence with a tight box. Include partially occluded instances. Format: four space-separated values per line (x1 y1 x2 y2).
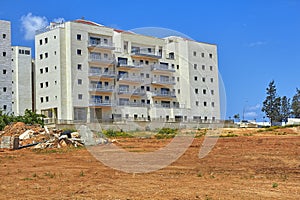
102 129 133 138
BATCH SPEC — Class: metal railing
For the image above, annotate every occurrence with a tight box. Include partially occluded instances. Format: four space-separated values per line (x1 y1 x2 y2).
118 75 143 82
131 49 162 58
89 85 114 92
151 64 175 72
88 70 116 77
88 41 115 49
89 99 114 106
152 91 176 98
88 56 115 63
151 78 176 85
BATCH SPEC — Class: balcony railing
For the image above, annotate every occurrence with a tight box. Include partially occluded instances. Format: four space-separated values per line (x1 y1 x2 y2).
117 102 146 107
89 99 114 107
88 41 115 50
88 71 116 78
151 64 175 72
118 89 146 96
118 75 143 83
153 103 180 108
131 49 162 59
89 85 114 92
151 78 176 85
117 62 144 69
152 91 176 98
88 56 115 64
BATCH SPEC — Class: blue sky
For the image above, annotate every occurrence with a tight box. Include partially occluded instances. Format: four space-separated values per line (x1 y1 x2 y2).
1 0 300 121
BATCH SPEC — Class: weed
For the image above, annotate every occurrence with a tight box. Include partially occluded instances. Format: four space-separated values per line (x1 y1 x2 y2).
44 172 55 178
79 170 84 177
243 133 253 136
272 183 278 188
32 173 37 178
22 177 33 181
197 172 203 177
102 129 133 138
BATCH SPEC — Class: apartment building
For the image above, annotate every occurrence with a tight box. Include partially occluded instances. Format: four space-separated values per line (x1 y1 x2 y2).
11 46 33 115
35 19 220 123
0 20 12 113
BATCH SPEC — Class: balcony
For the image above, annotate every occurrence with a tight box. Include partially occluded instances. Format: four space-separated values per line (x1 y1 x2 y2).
152 91 176 98
117 102 146 107
89 85 114 92
88 71 116 78
117 62 144 69
151 64 175 72
118 89 146 96
89 99 114 107
153 103 180 108
118 75 143 83
131 49 162 59
88 56 115 65
151 78 176 85
88 41 115 50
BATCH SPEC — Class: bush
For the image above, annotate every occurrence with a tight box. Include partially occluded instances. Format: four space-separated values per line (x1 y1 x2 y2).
0 109 45 131
155 128 178 139
102 129 133 138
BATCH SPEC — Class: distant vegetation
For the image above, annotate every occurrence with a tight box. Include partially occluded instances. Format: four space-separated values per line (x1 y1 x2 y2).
0 109 45 130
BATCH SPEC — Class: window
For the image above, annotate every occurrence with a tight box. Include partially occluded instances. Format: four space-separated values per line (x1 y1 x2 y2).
54 51 56 55
40 83 43 88
55 81 57 85
45 38 48 44
193 51 197 56
202 77 206 82
210 66 213 71
54 36 56 39
3 69 6 74
196 101 199 106
204 101 207 106
209 53 213 58
194 76 198 81
78 79 82 85
78 94 83 100
25 50 30 55
77 64 82 70
46 96 49 102
178 89 180 94
146 86 150 91
210 78 214 83
77 34 82 40
45 82 49 87
77 49 82 55
3 105 7 110
211 102 215 107
203 89 206 94
45 67 49 73
177 77 180 82
2 34 6 39
168 52 175 59
40 97 44 103
177 65 179 70
54 66 57 70
211 90 214 95
145 60 149 65
195 88 198 94
40 69 43 74
202 65 205 70
39 39 42 45
146 74 150 78
201 53 205 57
39 54 43 59
140 73 144 78
103 38 108 44
194 64 197 70
45 52 48 58
3 87 7 92
2 52 6 57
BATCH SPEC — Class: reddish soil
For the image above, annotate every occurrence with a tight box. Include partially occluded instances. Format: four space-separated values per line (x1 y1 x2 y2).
0 129 299 200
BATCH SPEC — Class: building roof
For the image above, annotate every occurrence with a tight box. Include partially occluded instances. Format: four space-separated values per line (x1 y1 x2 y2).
73 19 103 27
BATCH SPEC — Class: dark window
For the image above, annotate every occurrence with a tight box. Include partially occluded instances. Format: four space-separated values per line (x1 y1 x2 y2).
193 51 196 56
3 69 7 74
40 83 43 88
78 94 83 100
203 89 206 94
77 49 82 55
78 79 82 85
2 52 6 57
77 34 82 40
39 54 43 59
45 82 49 87
45 52 48 58
3 87 7 92
146 74 150 78
39 39 42 45
45 38 48 44
209 53 213 58
204 102 207 106
2 34 6 39
210 66 213 71
25 50 30 55
201 53 205 57
40 97 44 103
194 64 197 70
195 89 198 94
194 76 198 81
77 64 82 70
40 69 43 74
3 105 7 110
46 96 49 102
45 67 49 73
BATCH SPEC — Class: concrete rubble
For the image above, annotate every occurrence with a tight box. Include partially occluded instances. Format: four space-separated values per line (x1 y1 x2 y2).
0 122 85 150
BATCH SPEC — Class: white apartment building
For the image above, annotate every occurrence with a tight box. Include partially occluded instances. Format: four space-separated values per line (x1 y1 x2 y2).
0 20 12 113
11 46 33 115
35 19 220 123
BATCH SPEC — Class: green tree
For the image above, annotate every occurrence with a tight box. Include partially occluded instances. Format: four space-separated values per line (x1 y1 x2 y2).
233 114 240 122
280 96 291 122
291 88 300 118
262 80 281 125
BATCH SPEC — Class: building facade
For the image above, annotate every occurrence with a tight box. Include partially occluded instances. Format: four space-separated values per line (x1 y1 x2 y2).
0 20 12 113
11 46 33 115
35 19 220 123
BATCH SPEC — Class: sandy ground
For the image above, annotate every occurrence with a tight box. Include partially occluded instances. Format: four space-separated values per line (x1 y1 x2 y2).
0 128 299 200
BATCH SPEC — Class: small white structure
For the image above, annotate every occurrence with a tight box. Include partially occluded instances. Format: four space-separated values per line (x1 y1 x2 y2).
286 118 300 125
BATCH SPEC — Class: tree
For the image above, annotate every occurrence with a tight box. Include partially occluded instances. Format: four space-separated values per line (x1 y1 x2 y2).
280 96 291 122
262 80 281 125
291 88 300 118
233 114 240 122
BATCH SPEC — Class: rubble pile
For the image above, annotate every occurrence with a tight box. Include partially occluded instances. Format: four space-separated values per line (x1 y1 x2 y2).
0 122 84 149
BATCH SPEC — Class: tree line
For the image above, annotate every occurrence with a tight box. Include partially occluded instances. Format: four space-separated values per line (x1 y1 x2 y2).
262 80 300 125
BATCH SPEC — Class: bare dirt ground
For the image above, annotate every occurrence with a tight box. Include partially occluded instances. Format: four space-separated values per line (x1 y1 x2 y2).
0 128 300 200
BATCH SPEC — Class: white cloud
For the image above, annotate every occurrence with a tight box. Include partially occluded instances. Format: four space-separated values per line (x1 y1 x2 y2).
248 41 267 47
247 104 261 111
21 13 48 40
244 111 258 118
53 18 65 23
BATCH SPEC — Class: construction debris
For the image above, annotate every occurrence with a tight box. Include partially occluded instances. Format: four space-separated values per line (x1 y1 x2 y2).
0 122 85 150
